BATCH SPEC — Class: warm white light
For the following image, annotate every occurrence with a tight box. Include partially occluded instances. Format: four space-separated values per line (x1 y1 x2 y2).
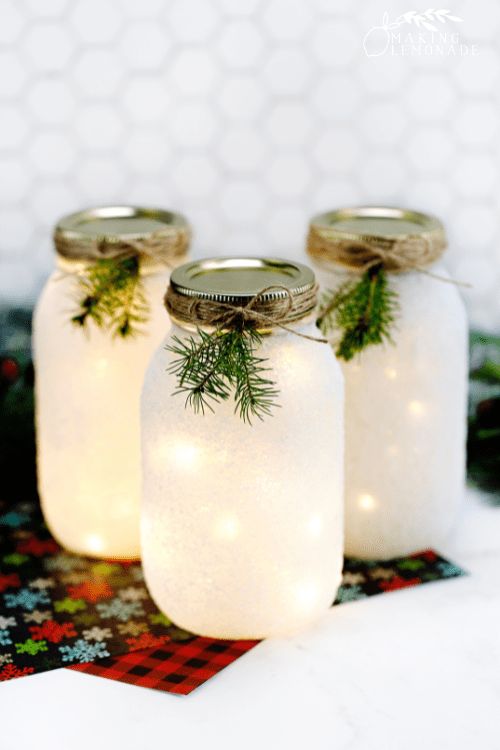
307 514 323 537
214 516 240 540
33 265 171 559
294 581 320 612
358 493 377 511
94 357 109 376
408 400 426 417
85 534 105 555
141 319 345 639
385 367 398 380
172 441 200 470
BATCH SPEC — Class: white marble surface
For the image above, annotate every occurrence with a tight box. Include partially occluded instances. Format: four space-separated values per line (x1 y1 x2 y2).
1 488 499 749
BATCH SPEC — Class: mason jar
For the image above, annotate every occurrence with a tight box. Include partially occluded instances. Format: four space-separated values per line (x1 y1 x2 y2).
141 257 344 639
307 206 468 559
33 206 190 559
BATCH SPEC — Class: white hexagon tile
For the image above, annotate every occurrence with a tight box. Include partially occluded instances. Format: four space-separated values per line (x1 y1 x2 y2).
0 0 499 330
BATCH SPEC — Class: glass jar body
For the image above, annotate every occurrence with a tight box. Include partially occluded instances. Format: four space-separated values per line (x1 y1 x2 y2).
33 260 172 559
141 321 345 639
314 261 468 559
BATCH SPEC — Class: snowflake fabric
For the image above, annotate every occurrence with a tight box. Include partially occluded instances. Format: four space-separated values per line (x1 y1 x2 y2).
73 612 99 627
2 553 29 566
58 639 110 664
82 626 112 642
0 616 16 629
60 571 88 585
96 598 145 623
44 554 85 573
67 580 113 603
0 630 12 646
0 653 13 666
118 586 148 602
126 633 170 652
0 573 21 593
117 621 148 637
148 612 172 627
22 610 52 624
4 588 50 612
0 512 29 528
369 567 395 580
16 537 58 557
29 620 77 644
54 597 86 614
90 562 121 578
15 638 48 656
0 663 35 681
342 572 366 586
398 558 425 571
436 561 463 578
28 577 55 590
380 576 420 592
336 585 367 603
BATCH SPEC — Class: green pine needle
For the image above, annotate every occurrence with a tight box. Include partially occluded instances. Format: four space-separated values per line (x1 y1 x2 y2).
167 327 279 424
317 265 399 361
71 255 148 339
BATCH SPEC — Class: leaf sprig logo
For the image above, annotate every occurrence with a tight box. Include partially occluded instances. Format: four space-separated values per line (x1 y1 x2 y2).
363 9 474 58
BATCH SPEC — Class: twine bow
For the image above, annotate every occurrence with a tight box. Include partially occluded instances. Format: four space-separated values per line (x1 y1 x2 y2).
165 284 327 343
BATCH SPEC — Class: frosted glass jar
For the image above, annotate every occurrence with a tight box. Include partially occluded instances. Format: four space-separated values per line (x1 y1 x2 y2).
33 206 190 559
141 258 344 639
308 207 468 559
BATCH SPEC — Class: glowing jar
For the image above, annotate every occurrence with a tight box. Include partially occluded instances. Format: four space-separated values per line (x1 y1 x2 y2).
308 207 468 559
33 206 190 559
141 258 344 639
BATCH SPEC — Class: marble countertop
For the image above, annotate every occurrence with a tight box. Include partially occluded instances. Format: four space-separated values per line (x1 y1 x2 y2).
1 487 499 750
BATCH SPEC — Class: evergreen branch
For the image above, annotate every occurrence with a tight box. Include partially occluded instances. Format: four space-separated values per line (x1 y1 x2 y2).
167 328 279 423
317 265 399 361
71 255 148 338
230 329 279 423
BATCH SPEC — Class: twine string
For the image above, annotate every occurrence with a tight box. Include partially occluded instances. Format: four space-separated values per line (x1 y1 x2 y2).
165 284 328 344
307 226 471 288
54 227 190 267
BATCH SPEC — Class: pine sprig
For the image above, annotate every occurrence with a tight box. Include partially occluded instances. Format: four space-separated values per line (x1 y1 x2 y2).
71 255 148 338
317 265 399 361
167 327 279 423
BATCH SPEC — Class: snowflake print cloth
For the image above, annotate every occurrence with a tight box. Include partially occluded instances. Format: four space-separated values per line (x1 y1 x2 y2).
0 499 466 694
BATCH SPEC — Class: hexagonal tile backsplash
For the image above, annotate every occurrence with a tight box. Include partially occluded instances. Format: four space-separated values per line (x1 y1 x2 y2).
0 0 499 330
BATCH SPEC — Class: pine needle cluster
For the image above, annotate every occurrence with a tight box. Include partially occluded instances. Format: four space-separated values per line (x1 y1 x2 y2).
167 327 279 423
71 255 148 338
317 264 399 361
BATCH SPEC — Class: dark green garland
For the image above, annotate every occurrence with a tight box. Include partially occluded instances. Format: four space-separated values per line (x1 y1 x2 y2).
71 255 148 338
317 264 399 360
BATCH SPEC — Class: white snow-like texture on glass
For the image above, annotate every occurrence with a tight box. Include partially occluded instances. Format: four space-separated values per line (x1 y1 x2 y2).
33 258 171 559
314 262 469 560
141 321 345 639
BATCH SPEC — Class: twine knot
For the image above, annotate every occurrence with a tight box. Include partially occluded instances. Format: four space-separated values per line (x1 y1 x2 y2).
54 226 190 267
165 284 327 343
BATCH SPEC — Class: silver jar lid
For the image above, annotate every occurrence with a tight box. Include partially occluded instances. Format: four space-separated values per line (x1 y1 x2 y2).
54 205 190 263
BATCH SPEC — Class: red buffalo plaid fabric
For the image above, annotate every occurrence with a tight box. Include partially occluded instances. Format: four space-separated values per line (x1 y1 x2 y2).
70 637 258 695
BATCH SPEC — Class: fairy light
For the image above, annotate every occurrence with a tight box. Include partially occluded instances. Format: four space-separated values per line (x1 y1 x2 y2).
408 400 425 417
358 493 377 511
